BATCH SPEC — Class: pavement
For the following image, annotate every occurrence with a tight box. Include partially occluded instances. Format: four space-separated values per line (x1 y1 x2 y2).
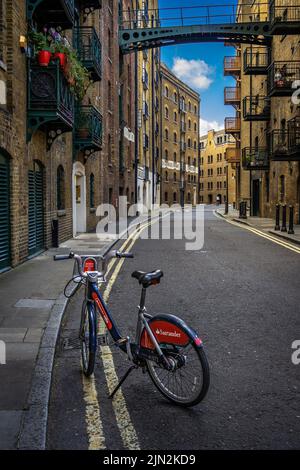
47 206 300 450
216 206 300 246
0 233 112 450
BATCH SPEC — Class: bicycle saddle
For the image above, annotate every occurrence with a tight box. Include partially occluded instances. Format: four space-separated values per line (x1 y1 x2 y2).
132 270 163 288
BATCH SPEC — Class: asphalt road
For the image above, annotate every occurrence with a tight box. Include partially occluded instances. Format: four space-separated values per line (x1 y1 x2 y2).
47 206 300 450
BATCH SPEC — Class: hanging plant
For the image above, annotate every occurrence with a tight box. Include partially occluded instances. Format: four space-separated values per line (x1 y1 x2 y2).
28 30 52 66
64 49 91 101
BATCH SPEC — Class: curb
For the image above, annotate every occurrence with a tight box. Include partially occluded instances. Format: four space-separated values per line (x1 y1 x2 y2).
18 292 72 450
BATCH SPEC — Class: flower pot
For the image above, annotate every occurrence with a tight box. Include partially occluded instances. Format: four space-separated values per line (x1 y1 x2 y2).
53 52 67 70
38 50 52 67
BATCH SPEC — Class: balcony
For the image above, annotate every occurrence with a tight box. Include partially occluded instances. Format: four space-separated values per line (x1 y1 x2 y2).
74 105 103 155
270 127 300 161
225 148 241 164
74 27 102 82
243 96 270 121
242 148 269 170
142 69 149 90
243 48 269 75
225 117 241 134
224 56 241 76
27 61 74 147
268 61 300 96
288 117 300 156
270 0 300 34
224 87 241 106
27 0 74 28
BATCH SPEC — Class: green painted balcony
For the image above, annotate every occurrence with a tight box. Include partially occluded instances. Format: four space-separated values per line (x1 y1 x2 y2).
27 0 74 28
74 27 102 82
270 0 300 34
243 96 270 121
74 105 103 155
243 48 270 75
27 61 74 147
242 148 269 170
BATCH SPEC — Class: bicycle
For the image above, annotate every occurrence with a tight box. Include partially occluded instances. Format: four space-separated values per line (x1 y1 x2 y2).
54 249 210 407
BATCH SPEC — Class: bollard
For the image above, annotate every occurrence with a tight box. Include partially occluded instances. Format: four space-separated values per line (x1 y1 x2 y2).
281 205 287 232
288 206 295 235
275 204 280 231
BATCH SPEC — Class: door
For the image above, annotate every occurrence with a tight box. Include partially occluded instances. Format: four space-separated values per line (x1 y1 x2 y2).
75 174 86 233
28 162 44 256
253 179 260 217
0 152 10 270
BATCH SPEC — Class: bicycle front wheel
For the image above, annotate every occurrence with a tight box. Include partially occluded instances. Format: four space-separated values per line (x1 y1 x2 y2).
80 302 97 377
144 316 210 407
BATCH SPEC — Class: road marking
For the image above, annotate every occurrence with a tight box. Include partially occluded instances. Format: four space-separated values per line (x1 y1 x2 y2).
82 369 106 450
214 211 300 254
83 219 153 450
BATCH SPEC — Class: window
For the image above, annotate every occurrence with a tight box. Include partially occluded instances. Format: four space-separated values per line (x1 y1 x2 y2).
173 192 177 202
174 91 177 103
165 192 168 202
165 171 168 182
57 165 65 211
90 173 95 208
173 173 177 182
173 152 177 162
188 119 191 129
188 138 191 148
188 101 191 112
173 132 177 143
174 111 177 122
165 149 168 160
194 141 197 150
194 105 197 114
165 106 169 119
165 86 169 98
280 175 285 202
194 122 197 132
165 129 169 141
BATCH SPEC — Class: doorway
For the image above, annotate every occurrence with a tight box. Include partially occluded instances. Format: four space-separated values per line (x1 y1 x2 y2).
28 161 44 257
253 179 260 216
73 162 86 236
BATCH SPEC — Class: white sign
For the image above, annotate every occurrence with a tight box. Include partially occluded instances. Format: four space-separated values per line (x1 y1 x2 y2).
124 127 135 143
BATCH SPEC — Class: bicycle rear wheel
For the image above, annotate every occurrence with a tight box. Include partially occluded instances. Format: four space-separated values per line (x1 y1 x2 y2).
80 302 97 377
144 315 210 407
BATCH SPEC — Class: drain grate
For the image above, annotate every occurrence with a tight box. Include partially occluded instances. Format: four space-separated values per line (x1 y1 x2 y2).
59 333 110 352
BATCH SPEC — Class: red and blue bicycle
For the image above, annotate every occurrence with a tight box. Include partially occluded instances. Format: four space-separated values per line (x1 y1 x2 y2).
54 249 210 407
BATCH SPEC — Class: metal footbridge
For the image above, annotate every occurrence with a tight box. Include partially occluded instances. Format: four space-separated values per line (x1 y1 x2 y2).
119 2 300 54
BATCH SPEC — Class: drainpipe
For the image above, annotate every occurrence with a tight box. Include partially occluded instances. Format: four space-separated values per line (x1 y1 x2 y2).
134 3 138 204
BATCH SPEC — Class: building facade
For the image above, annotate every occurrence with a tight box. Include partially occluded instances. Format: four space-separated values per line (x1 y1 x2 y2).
160 62 200 207
135 0 161 210
224 0 300 221
0 0 135 271
199 130 237 205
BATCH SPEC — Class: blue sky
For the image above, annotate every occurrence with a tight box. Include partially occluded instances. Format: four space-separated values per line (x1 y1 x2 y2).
158 0 237 135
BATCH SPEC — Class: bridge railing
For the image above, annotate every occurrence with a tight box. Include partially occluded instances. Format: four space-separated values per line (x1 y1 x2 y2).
119 3 271 29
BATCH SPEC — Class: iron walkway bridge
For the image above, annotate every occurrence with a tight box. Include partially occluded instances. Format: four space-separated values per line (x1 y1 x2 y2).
119 2 300 54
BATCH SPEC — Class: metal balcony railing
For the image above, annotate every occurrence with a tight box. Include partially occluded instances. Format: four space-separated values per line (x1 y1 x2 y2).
242 148 269 170
225 147 241 163
268 61 300 96
243 96 270 121
27 0 75 28
74 105 103 152
270 0 300 32
225 117 241 133
28 61 74 131
270 128 300 160
74 27 102 82
243 48 270 74
224 56 241 76
224 87 241 105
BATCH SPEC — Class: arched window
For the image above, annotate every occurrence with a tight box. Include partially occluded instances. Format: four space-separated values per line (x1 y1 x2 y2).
165 149 168 160
173 192 177 202
165 106 169 119
165 171 168 182
174 111 177 122
165 86 169 97
194 140 197 150
188 119 191 129
165 129 169 141
174 91 177 103
173 152 177 162
90 173 95 208
188 101 191 112
173 172 177 182
57 165 65 211
173 132 177 143
194 122 197 132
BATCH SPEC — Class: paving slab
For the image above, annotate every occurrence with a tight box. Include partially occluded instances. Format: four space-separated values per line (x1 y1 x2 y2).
0 411 23 450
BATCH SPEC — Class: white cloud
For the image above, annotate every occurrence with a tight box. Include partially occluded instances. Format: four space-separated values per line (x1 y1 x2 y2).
171 57 214 91
199 118 223 136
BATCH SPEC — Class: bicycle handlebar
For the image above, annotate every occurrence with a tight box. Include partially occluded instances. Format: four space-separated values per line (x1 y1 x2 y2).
54 250 134 279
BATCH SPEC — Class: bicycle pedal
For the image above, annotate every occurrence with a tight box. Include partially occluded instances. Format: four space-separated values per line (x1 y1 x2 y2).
97 334 109 346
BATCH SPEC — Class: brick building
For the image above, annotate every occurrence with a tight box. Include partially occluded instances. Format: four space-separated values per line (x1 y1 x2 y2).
199 129 237 206
160 62 200 207
224 0 300 221
135 0 161 210
0 0 135 271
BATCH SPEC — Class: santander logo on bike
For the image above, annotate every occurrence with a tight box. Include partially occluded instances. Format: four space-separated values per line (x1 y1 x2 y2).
155 328 181 338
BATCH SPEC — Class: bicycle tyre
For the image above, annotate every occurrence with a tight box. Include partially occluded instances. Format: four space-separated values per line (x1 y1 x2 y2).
144 315 210 407
80 302 97 377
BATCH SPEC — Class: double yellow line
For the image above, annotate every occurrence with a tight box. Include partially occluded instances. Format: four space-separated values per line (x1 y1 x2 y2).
82 218 156 450
215 211 300 255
